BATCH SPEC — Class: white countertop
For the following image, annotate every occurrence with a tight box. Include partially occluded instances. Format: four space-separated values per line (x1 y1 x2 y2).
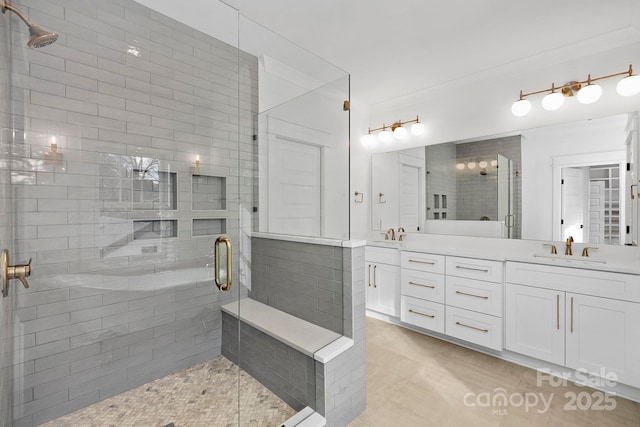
365 233 640 275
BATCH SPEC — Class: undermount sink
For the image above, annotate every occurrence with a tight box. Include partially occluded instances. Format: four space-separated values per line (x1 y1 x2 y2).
370 240 402 247
532 252 607 264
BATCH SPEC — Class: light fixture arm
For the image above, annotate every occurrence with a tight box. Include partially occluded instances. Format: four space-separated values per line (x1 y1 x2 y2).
517 64 634 99
367 115 421 134
2 0 33 26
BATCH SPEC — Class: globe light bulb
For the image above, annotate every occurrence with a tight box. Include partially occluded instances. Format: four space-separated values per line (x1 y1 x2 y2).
456 163 465 170
511 99 531 117
577 83 602 105
361 133 377 147
478 161 488 168
617 74 640 97
467 161 476 169
393 126 408 139
378 129 393 143
411 122 425 136
541 92 564 111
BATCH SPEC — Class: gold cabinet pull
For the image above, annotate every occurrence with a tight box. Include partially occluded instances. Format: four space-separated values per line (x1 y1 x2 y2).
455 290 488 299
570 296 574 333
557 294 560 330
373 265 377 288
214 236 232 291
631 184 638 200
409 281 435 289
455 265 489 273
455 321 489 333
2 249 32 298
409 259 436 265
367 264 372 287
409 309 435 318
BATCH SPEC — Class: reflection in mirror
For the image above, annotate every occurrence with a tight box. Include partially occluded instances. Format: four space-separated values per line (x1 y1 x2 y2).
425 135 522 238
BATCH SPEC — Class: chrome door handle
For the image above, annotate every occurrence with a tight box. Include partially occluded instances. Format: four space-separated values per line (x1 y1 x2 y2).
214 236 232 291
2 249 32 298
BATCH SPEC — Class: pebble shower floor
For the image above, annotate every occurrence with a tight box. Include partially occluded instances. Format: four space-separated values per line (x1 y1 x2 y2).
40 356 296 427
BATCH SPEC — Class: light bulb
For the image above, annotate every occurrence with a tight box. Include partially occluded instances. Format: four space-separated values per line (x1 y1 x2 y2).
577 84 602 104
490 159 498 168
378 129 393 143
361 133 377 147
467 161 476 169
393 126 408 139
617 74 640 97
511 99 531 117
410 122 425 136
478 160 488 168
456 163 465 170
541 92 564 111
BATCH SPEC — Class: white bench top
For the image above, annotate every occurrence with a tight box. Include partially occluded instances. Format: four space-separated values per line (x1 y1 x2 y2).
221 298 342 358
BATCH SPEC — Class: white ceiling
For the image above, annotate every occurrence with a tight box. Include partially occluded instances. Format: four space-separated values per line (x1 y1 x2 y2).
224 0 640 106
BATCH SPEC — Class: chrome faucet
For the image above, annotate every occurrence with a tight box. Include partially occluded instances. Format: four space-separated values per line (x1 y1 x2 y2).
565 236 574 255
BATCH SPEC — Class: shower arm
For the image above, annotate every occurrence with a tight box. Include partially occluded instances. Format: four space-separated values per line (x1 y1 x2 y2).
2 0 32 26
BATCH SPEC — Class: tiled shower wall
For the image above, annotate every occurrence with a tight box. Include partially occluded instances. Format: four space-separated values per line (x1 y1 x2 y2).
456 135 522 238
425 142 457 220
7 0 257 425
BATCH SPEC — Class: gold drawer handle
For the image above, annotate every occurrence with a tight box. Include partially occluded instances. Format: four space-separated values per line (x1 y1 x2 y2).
409 309 435 319
455 265 489 273
455 290 488 300
409 281 435 289
455 321 488 333
409 259 436 265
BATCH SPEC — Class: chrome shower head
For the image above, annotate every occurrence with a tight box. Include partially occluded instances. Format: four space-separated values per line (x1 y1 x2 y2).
27 24 58 48
2 0 58 48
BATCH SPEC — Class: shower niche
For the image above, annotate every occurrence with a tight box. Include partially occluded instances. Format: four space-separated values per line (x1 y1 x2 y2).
133 169 177 210
191 174 228 237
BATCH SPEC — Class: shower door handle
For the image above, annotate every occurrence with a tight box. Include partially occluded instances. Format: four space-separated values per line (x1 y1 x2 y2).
214 236 232 291
2 249 32 298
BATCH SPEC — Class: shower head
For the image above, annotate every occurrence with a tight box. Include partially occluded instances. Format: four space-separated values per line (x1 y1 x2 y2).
2 0 58 48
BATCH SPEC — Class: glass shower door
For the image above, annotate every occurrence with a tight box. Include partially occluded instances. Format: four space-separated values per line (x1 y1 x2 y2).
497 154 514 238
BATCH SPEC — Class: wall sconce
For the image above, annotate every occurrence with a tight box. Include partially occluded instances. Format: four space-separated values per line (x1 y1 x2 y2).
191 155 200 174
512 64 640 117
362 115 425 146
45 136 62 164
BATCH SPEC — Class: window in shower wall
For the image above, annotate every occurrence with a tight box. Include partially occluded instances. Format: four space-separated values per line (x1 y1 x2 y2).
133 169 177 210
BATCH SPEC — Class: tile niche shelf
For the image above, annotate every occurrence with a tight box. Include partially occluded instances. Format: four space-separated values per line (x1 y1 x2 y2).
192 218 227 237
192 174 226 211
133 219 178 240
133 169 177 210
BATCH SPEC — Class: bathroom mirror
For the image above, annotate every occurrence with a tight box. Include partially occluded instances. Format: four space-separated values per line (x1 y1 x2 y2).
371 112 636 245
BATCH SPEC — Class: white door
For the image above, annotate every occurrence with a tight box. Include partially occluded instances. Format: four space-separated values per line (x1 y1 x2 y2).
565 293 640 388
587 181 606 244
505 284 565 365
561 167 586 242
399 164 420 231
268 138 321 236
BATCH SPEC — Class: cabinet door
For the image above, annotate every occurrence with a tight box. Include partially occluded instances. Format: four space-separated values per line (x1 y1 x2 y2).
367 263 400 316
365 262 377 310
505 284 565 365
566 293 640 388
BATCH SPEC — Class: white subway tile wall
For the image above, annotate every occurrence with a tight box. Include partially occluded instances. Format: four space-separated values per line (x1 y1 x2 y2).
8 0 257 425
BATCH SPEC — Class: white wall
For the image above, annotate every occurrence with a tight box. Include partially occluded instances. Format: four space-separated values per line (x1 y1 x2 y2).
521 114 628 241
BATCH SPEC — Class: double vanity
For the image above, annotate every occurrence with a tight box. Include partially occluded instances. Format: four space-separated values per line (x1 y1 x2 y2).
365 233 640 400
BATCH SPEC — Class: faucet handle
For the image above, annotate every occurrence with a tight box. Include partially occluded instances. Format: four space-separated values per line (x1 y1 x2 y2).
542 244 557 254
581 246 598 257
380 232 389 241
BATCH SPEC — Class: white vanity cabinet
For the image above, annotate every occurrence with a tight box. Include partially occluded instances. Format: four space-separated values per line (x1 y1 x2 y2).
505 262 640 388
365 246 400 317
400 251 446 333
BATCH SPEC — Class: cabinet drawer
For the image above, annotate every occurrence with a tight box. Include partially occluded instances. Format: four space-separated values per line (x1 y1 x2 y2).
401 251 445 274
505 262 640 302
401 270 445 304
445 306 503 351
366 246 400 265
446 256 504 283
401 295 445 334
446 276 503 317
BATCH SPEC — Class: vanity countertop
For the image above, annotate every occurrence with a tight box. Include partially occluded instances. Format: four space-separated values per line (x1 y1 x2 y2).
366 235 640 275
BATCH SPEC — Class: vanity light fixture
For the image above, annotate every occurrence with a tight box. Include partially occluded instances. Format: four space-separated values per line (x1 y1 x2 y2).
512 64 640 117
363 115 425 145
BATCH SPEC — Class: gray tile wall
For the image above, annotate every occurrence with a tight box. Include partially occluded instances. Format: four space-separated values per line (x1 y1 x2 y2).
250 237 344 334
426 142 457 220
456 136 522 238
317 246 366 426
221 311 316 411
7 0 257 425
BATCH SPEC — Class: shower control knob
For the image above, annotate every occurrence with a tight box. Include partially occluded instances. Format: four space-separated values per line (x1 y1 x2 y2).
2 249 32 297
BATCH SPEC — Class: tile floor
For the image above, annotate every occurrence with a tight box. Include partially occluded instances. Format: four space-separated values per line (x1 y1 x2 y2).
349 317 640 427
42 356 295 427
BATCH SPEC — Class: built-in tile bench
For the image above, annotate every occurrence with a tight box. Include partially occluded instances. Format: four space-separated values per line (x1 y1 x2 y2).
221 298 352 420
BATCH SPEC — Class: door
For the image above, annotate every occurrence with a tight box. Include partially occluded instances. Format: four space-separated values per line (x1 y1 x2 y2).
565 293 640 388
505 284 565 365
268 137 321 236
399 164 421 231
497 154 514 238
561 167 586 242
587 181 606 244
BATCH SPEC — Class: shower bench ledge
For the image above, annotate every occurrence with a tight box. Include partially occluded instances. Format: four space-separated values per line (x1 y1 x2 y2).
221 298 348 361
